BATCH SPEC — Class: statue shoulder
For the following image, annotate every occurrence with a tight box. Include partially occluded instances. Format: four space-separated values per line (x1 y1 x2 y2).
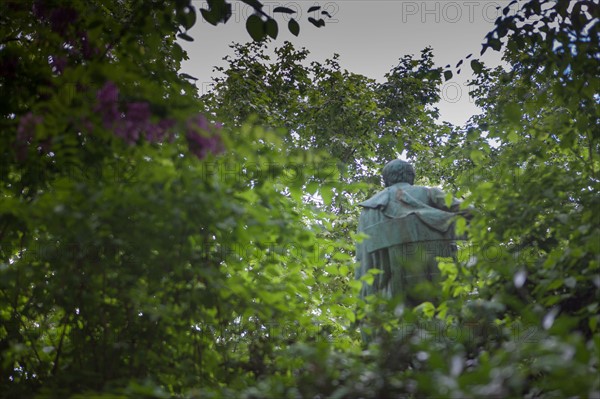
359 187 393 209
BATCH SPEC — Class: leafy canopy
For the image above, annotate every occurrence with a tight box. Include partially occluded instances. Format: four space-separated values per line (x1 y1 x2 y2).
1 0 598 397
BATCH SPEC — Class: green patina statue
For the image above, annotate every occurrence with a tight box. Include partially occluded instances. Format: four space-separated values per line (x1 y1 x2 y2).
356 160 467 306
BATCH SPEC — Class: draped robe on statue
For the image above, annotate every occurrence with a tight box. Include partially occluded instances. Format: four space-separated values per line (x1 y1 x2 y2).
356 182 462 304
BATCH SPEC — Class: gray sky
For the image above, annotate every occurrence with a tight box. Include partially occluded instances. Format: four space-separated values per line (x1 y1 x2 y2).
180 1 506 126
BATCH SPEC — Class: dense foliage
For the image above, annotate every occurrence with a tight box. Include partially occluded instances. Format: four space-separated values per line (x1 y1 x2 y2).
1 0 598 398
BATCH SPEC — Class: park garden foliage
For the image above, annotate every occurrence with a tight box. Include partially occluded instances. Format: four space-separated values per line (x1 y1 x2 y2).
0 0 598 397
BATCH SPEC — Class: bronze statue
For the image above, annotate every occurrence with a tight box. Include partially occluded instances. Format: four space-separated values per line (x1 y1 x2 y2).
356 160 467 306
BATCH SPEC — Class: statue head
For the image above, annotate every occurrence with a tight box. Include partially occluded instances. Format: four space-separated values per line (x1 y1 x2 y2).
382 160 415 186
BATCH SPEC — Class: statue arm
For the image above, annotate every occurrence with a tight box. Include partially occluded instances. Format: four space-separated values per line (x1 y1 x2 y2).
428 187 462 212
429 187 475 219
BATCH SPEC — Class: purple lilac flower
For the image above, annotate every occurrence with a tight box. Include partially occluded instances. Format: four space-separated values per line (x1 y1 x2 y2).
113 102 151 145
185 114 224 159
186 114 210 132
95 82 120 128
186 132 213 159
126 102 151 123
146 119 175 143
96 81 119 104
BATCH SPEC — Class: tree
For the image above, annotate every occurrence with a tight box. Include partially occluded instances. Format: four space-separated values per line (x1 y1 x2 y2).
200 1 600 397
1 0 598 397
1 1 354 396
202 42 455 303
460 0 598 329
204 41 452 177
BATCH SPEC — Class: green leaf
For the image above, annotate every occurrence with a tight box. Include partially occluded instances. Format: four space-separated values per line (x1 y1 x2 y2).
488 38 502 51
308 17 325 28
445 192 454 208
177 32 194 41
265 18 278 40
177 6 197 30
288 18 300 36
246 15 265 41
504 103 522 123
507 130 519 142
307 181 319 195
179 73 198 81
273 6 295 14
444 70 453 81
469 149 484 164
321 188 333 206
470 59 483 73
200 8 219 25
349 280 363 292
361 273 374 285
415 302 436 318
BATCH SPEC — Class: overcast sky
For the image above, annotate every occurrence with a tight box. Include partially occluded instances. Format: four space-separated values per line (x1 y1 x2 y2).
180 1 507 126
